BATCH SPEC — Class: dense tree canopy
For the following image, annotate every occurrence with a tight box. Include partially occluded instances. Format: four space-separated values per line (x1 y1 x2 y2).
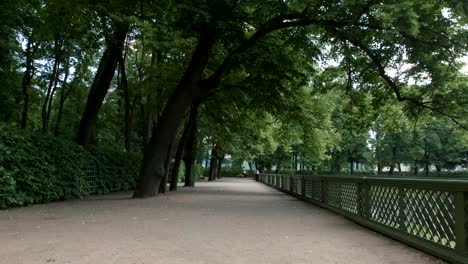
1 0 467 197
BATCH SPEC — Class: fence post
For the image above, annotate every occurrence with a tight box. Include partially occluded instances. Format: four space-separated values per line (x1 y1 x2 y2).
321 177 327 204
398 186 406 232
289 176 293 194
455 191 468 256
357 181 363 216
363 178 370 218
301 176 306 200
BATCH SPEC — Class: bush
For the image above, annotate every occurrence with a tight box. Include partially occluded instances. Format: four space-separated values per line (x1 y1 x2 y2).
0 124 141 209
220 167 242 177
193 164 204 180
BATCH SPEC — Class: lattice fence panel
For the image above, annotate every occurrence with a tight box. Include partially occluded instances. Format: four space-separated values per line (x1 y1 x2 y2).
81 162 98 195
369 185 399 228
327 181 341 208
340 182 359 214
404 189 456 248
291 178 298 194
304 178 313 198
296 178 303 196
311 179 322 201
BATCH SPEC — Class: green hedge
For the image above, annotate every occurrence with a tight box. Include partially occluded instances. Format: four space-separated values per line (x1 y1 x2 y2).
0 124 141 209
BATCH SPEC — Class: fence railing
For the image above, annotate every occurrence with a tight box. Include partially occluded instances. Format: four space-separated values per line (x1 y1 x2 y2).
259 173 468 264
78 161 137 196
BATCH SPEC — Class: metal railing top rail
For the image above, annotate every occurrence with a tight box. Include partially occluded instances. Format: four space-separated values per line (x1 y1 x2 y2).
261 173 468 191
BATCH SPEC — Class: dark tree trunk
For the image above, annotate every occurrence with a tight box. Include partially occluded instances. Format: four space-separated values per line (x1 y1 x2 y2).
169 115 190 191
389 138 397 174
204 150 210 168
133 32 215 198
21 39 33 129
134 88 194 197
216 154 225 179
119 56 132 152
49 56 70 136
183 103 199 187
54 91 67 136
424 137 429 177
397 163 402 173
55 60 80 136
42 37 62 135
377 163 382 173
76 21 129 146
208 146 218 181
171 101 201 190
293 153 298 171
413 163 419 176
159 141 176 194
145 111 153 143
140 103 153 146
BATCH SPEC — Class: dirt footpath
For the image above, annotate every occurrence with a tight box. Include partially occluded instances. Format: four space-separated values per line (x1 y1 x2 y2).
0 178 443 264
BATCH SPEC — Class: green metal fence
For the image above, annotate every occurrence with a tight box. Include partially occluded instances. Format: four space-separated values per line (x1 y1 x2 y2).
78 161 137 196
259 173 468 264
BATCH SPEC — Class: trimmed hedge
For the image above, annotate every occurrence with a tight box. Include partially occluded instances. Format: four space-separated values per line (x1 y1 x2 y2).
0 124 141 209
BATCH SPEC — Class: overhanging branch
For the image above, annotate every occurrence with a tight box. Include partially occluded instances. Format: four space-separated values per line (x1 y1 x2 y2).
339 32 467 130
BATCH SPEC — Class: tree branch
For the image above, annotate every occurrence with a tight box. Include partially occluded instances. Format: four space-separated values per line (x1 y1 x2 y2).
200 14 354 93
338 32 467 130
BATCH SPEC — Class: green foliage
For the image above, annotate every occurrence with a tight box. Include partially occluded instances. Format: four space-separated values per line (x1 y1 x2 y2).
219 167 242 177
192 164 203 179
0 124 141 208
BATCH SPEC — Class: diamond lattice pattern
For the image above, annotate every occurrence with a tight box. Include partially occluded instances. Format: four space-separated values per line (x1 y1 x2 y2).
404 189 456 248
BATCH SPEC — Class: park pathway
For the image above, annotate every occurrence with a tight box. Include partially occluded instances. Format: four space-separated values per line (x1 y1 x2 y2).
0 178 443 264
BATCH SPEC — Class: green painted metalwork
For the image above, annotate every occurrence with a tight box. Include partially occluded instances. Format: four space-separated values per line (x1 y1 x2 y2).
259 173 468 264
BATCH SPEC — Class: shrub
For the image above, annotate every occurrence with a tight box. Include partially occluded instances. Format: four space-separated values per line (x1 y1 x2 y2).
0 124 141 208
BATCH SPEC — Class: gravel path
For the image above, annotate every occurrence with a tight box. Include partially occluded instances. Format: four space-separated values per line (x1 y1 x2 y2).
0 178 443 264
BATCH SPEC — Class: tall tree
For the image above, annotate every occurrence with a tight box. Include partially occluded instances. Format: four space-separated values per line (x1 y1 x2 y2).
76 12 130 145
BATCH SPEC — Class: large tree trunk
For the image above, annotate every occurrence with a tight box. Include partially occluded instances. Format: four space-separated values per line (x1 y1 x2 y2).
133 32 215 198
159 141 175 194
170 101 201 190
21 39 33 129
140 102 153 146
216 154 225 179
76 21 129 146
183 103 199 187
119 55 132 152
134 88 194 197
169 115 190 191
208 146 218 181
